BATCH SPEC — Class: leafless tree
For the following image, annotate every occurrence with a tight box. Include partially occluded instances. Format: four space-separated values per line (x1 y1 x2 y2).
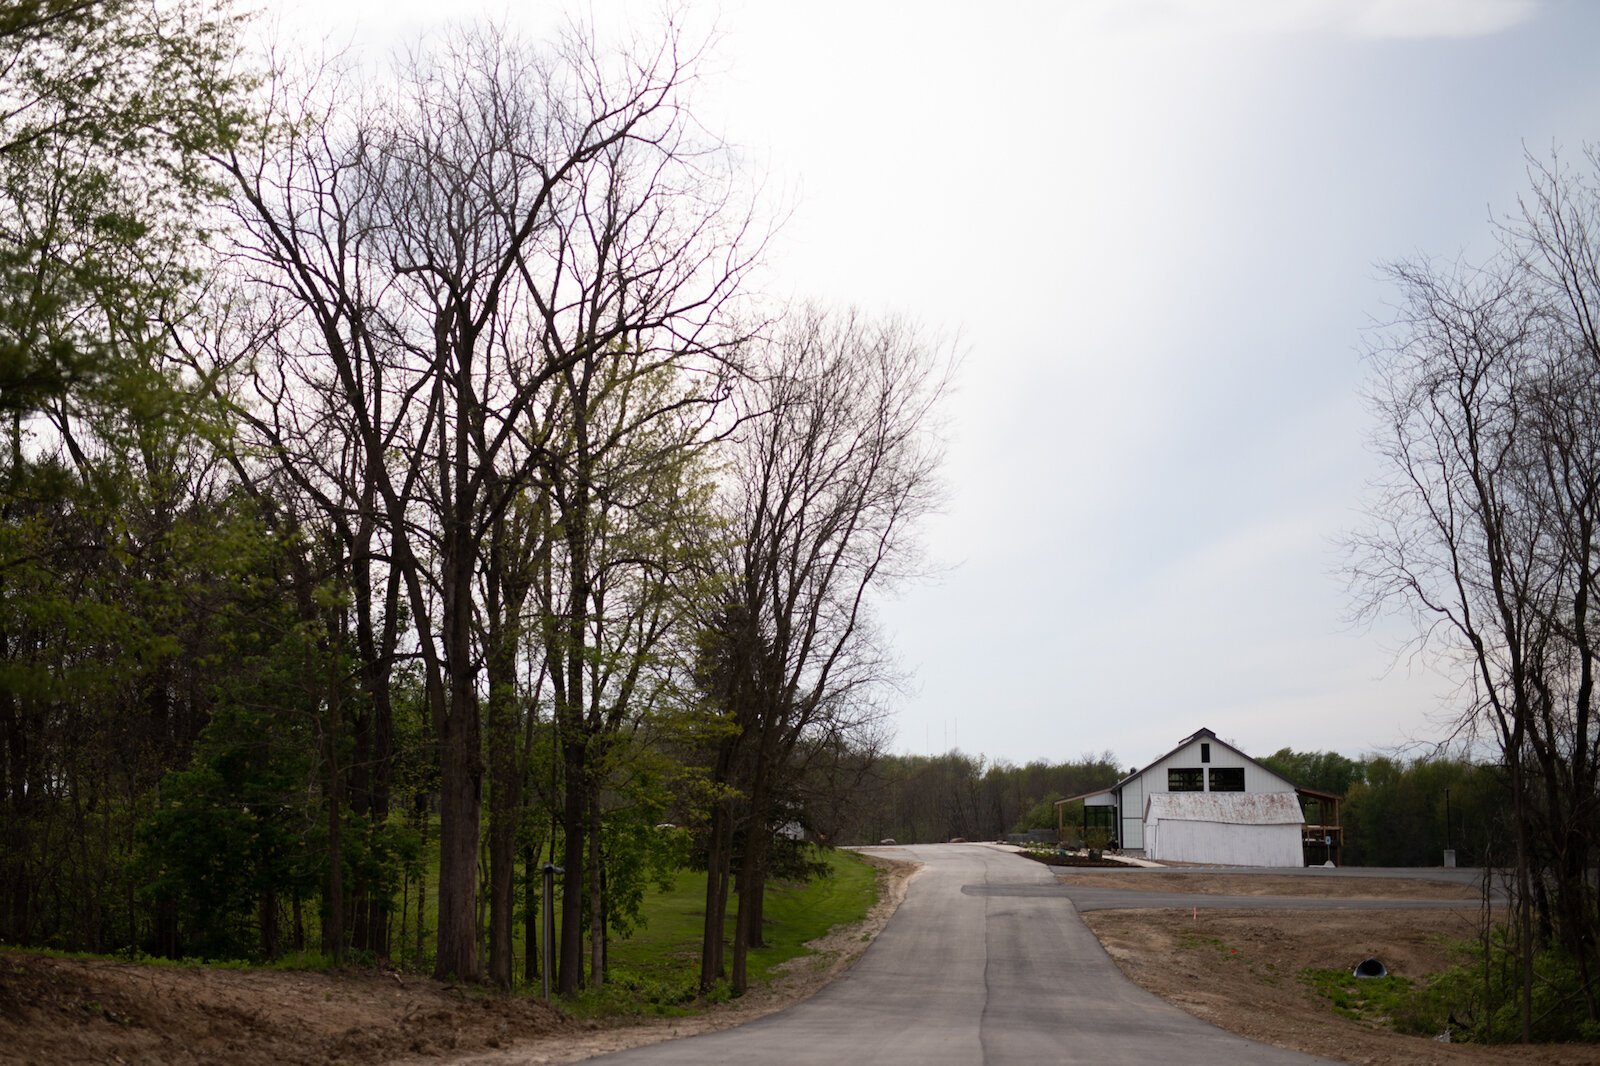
219 19 760 983
698 307 948 994
1354 147 1600 1039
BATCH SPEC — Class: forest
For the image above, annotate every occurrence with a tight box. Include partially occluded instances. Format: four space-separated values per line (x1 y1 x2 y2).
0 0 955 997
10 0 1600 1042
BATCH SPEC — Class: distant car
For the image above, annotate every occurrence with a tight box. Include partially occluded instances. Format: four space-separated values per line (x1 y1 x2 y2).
879 838 897 845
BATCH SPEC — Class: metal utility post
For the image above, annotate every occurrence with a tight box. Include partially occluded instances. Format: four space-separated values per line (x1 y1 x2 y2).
1443 788 1455 868
541 863 563 1003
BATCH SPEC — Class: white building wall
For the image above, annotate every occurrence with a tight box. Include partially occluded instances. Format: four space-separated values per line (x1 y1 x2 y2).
1144 821 1303 867
1114 735 1298 854
1121 774 1145 850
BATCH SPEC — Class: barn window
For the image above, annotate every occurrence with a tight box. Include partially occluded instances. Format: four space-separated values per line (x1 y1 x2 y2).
1168 767 1203 791
1201 742 1211 763
1209 767 1245 791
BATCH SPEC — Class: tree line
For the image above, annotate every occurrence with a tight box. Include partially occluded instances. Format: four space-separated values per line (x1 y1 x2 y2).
0 0 949 1000
808 750 1124 845
1258 748 1503 867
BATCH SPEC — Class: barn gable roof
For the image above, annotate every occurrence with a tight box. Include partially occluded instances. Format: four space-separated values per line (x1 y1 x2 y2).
1144 791 1305 825
1115 726 1294 791
1055 727 1316 808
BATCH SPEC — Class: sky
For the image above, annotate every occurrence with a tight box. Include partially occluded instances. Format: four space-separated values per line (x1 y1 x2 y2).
270 0 1600 770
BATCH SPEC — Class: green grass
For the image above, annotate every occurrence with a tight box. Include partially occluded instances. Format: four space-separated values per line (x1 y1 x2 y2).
6 842 880 1021
0 943 334 972
1299 967 1445 1035
568 847 878 1017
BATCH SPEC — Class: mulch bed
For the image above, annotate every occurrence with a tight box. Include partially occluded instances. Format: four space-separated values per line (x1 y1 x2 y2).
1018 851 1128 868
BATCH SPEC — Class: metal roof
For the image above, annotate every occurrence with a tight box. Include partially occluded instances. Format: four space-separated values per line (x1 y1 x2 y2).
1144 791 1305 825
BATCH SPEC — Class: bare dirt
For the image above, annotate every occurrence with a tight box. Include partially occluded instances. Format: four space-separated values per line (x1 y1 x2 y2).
0 854 919 1066
1079 880 1600 1064
7 860 1597 1065
1058 871 1483 900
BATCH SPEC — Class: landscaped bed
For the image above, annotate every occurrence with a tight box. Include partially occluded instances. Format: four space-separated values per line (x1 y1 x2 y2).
1016 848 1131 868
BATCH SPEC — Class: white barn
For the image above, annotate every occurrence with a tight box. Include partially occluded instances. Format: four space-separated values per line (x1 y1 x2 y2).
1058 727 1314 867
1142 791 1305 866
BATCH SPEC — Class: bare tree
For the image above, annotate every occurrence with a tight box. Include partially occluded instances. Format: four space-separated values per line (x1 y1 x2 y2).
221 19 759 982
1355 147 1600 1039
698 307 948 994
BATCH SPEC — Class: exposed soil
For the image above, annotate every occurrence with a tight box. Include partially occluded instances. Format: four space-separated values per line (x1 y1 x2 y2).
1083 898 1600 1064
0 854 919 1066
0 953 575 1066
7 859 1596 1065
1058 871 1483 900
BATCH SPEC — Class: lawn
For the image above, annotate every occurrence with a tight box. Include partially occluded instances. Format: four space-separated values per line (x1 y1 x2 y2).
570 847 879 1015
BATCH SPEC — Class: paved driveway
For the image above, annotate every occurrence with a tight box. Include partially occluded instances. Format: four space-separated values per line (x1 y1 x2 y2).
588 844 1335 1064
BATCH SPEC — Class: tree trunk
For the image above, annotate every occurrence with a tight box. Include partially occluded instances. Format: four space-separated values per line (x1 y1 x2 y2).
558 739 586 994
486 619 522 986
434 697 481 981
699 800 732 992
321 636 346 963
731 771 771 995
588 771 605 989
523 838 538 985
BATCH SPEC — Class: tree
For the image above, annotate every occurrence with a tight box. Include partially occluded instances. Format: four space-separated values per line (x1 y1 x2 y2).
1354 146 1600 1038
698 308 948 994
222 19 759 982
0 0 250 957
0 0 244 415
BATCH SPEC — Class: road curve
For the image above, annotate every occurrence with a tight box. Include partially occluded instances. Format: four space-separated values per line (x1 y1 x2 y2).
587 844 1333 1065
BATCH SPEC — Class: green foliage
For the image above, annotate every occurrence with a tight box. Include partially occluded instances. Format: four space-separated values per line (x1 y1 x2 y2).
1342 757 1502 867
136 689 319 960
0 0 247 417
1258 748 1365 797
1011 792 1063 834
851 751 1121 844
1252 749 1505 867
1298 968 1444 1034
600 813 690 942
1420 928 1600 1044
568 847 876 1018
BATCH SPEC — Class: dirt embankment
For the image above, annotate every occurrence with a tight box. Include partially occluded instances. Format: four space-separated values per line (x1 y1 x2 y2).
0 854 920 1066
0 953 575 1066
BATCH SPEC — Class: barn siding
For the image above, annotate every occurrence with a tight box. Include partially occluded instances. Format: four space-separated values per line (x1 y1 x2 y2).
1114 734 1298 854
1145 820 1303 866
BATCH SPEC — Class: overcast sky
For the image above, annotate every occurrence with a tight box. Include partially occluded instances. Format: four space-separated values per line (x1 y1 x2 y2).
274 0 1600 770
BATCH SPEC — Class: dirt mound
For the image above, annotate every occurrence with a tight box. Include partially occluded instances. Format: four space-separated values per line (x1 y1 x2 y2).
0 954 575 1066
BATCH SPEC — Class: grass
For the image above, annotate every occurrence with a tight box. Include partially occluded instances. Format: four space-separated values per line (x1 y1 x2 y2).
1300 967 1447 1036
6 841 881 1021
0 943 335 972
568 847 878 1017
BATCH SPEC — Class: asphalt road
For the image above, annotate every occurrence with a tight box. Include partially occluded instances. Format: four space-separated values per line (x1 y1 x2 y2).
587 844 1336 1065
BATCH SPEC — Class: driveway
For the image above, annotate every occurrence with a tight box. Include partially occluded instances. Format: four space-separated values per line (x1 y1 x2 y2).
588 844 1334 1064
